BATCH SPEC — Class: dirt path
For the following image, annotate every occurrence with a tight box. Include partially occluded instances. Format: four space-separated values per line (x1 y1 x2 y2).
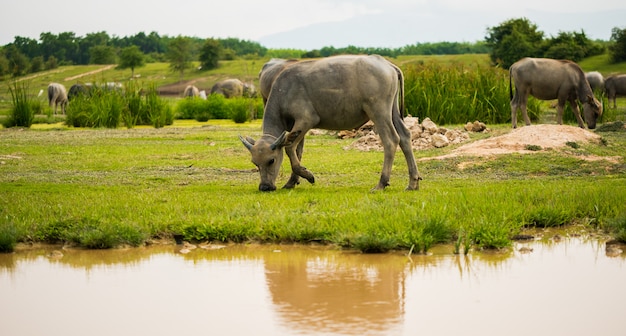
64 65 116 81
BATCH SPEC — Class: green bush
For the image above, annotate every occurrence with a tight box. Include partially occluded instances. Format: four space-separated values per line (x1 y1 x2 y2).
205 94 230 119
229 97 254 123
175 97 207 120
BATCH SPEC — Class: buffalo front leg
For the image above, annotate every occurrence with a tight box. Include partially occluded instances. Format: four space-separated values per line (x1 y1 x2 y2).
283 138 305 189
284 131 315 187
568 100 585 128
372 122 400 191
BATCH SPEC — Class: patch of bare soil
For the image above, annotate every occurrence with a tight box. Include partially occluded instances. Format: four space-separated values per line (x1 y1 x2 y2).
425 124 621 163
340 117 620 164
64 65 116 81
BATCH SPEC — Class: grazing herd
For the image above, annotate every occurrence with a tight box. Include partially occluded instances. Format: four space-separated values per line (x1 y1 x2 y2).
38 56 624 191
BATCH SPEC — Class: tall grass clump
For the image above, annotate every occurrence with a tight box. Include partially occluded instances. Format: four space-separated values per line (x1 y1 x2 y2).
65 82 172 128
0 222 17 253
403 61 541 125
4 81 35 128
143 84 173 128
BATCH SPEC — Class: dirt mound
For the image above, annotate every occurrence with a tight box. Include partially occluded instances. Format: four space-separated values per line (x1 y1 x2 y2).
418 124 611 163
343 117 472 151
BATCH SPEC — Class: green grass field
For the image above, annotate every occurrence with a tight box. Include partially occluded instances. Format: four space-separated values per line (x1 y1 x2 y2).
1 53 626 253
1 119 625 253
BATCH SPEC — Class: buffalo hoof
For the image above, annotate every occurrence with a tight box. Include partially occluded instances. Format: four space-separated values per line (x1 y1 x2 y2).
259 184 276 192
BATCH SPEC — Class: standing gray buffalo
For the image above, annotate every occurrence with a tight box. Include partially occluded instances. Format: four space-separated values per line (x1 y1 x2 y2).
585 71 605 93
258 58 299 104
210 79 244 98
47 83 68 114
604 74 626 108
239 54 421 192
509 58 603 129
183 85 200 97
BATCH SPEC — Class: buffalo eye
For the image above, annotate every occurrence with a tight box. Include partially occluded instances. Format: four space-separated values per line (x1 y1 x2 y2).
268 158 275 165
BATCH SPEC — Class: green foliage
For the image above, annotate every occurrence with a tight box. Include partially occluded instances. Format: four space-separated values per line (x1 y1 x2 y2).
65 82 172 128
486 18 544 68
199 38 221 70
485 18 603 69
167 36 195 80
609 27 626 63
403 61 541 125
176 95 260 122
4 80 35 128
229 98 255 123
0 222 17 253
117 45 145 77
89 45 117 64
469 219 512 250
602 214 626 243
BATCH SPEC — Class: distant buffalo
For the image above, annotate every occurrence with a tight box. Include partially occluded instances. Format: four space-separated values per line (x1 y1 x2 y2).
604 74 626 108
68 83 90 101
211 79 243 98
509 57 602 129
183 85 200 98
47 83 68 114
585 71 605 93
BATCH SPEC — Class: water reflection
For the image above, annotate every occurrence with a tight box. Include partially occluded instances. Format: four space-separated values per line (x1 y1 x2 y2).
0 238 624 336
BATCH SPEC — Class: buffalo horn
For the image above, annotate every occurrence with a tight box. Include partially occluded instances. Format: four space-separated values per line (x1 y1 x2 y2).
239 135 254 151
270 131 287 150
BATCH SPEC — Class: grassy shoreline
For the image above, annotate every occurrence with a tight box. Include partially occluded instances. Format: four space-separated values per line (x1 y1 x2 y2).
1 120 625 253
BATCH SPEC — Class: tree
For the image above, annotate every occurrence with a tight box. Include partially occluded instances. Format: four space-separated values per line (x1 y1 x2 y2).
199 38 221 70
609 27 626 63
167 36 194 80
485 18 544 68
4 45 30 76
89 45 116 64
117 45 145 77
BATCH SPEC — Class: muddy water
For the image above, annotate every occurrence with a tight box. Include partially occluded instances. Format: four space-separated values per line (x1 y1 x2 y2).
1 238 624 336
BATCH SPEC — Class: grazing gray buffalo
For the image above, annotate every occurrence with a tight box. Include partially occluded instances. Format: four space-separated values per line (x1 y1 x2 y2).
509 57 602 129
210 79 244 98
258 58 299 104
47 83 68 114
239 54 421 192
68 83 90 101
604 74 626 108
183 85 200 97
242 82 257 98
585 71 604 93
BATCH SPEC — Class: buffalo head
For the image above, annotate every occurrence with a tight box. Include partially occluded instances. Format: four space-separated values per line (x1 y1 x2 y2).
583 95 603 129
239 132 288 192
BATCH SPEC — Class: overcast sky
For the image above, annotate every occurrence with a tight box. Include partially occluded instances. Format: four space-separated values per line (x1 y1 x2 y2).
2 0 625 49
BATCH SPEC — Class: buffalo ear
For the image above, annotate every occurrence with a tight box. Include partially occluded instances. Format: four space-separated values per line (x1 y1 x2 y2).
239 135 255 151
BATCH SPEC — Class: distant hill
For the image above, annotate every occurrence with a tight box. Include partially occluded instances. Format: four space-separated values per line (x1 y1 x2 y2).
258 9 626 50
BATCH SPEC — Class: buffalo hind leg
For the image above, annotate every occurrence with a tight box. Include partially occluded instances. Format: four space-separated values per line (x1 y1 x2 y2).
393 113 421 190
372 118 400 191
